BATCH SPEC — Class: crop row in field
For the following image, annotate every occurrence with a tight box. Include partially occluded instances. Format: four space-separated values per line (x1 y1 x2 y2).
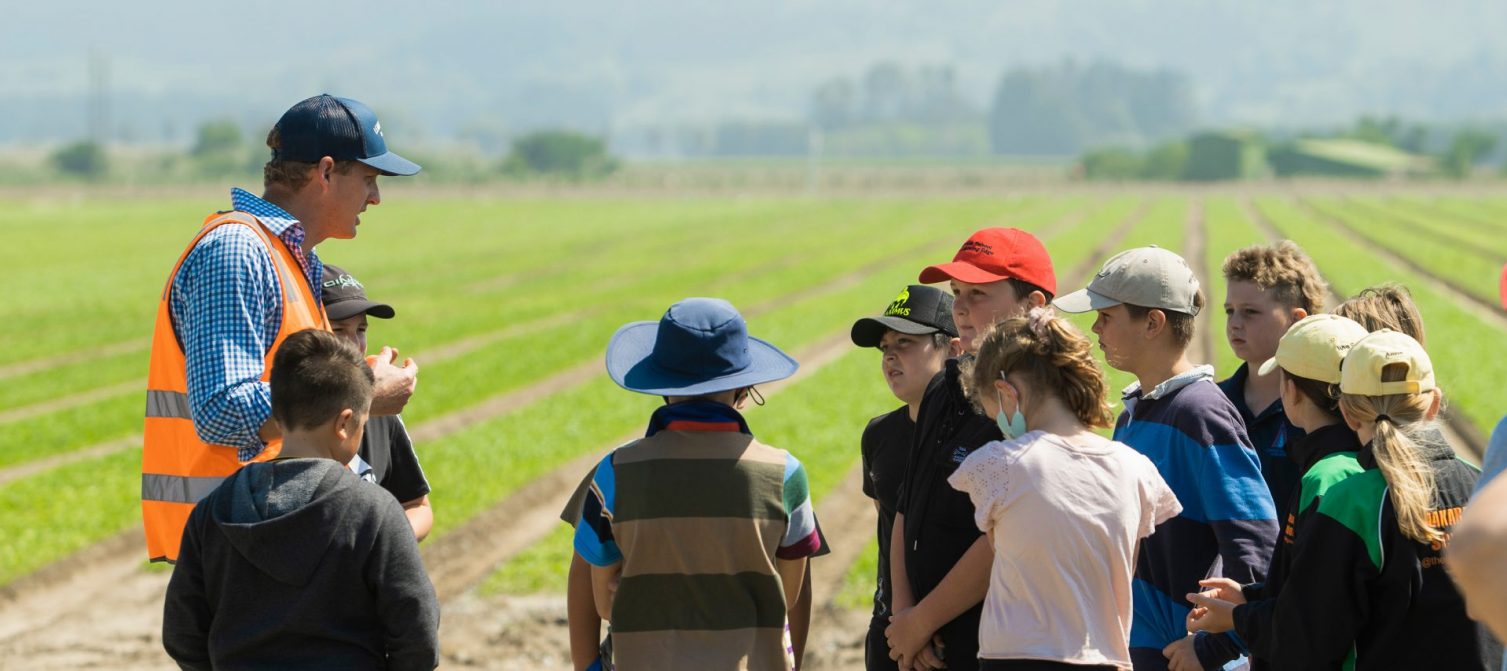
1255 197 1505 441
0 197 1072 585
1305 198 1502 310
477 196 1150 596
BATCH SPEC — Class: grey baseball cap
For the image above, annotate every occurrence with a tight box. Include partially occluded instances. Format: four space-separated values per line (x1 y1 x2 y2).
1053 246 1202 316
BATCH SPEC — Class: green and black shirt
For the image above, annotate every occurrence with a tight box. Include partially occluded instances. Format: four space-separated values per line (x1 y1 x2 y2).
1231 423 1364 669
1268 435 1502 670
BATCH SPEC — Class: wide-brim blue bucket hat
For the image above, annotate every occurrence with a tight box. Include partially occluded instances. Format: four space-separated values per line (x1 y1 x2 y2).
606 297 799 396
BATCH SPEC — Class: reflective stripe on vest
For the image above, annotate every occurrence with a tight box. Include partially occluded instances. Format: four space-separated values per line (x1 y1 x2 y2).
145 390 192 419
140 210 329 563
142 473 225 504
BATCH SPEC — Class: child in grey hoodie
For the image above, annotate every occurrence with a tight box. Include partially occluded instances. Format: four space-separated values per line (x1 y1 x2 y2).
163 329 440 670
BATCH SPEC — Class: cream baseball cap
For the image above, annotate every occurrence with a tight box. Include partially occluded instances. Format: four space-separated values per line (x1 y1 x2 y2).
1257 314 1369 383
1054 246 1202 316
1339 329 1436 396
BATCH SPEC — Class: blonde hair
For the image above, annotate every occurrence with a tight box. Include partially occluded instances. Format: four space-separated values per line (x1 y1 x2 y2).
963 308 1115 429
1222 241 1328 313
1332 284 1427 346
1339 362 1445 544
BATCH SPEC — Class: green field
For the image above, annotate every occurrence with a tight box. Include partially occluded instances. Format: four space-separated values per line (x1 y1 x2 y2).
2 189 1504 612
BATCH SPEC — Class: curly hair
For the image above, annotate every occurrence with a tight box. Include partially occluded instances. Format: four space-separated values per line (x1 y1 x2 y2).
1222 241 1328 313
962 308 1115 429
262 126 358 191
1332 284 1427 346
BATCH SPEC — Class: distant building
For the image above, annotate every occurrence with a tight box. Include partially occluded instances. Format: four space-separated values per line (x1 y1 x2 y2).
1267 139 1434 178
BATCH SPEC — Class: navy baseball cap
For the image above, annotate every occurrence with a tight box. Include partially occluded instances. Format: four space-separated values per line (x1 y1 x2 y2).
271 94 421 176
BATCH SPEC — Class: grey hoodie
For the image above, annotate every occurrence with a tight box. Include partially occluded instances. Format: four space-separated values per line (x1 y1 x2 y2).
163 459 439 670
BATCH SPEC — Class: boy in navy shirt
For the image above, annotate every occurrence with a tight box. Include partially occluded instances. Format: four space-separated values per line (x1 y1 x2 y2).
1057 246 1277 671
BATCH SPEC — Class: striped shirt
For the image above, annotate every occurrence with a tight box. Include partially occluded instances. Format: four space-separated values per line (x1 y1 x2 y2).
168 188 323 460
574 401 820 670
1115 366 1278 669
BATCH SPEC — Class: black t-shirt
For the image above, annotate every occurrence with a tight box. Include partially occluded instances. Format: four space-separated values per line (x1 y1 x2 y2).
861 406 914 621
896 357 1001 670
358 415 431 504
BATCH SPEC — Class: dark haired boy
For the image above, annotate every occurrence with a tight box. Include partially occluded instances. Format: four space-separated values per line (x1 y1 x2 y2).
850 284 957 671
163 328 440 670
1056 246 1277 671
323 264 433 541
885 229 1055 671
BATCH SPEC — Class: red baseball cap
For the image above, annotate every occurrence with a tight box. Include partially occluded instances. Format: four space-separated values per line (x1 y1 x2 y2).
919 227 1056 294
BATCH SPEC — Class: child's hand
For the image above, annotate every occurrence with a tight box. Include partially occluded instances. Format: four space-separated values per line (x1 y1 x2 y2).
908 635 947 670
1162 634 1201 671
1185 590 1238 634
884 607 936 669
369 346 419 416
1196 578 1245 605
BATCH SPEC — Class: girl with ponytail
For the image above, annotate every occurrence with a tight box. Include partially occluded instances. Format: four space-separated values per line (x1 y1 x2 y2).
1257 330 1500 670
947 308 1182 670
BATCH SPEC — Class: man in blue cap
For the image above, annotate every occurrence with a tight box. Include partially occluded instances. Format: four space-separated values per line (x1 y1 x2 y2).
574 298 823 671
142 94 424 561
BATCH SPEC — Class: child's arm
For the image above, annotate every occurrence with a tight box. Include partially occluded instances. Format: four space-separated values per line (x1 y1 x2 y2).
567 551 604 670
370 498 441 671
162 507 213 671
888 512 915 612
776 556 808 614
885 535 990 662
590 562 622 622
788 561 813 669
401 495 433 542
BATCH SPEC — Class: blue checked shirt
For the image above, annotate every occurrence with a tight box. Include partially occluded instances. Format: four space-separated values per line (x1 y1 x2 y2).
168 188 323 460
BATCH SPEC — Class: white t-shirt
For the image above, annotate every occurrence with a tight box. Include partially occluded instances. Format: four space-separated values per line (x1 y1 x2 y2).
948 430 1181 668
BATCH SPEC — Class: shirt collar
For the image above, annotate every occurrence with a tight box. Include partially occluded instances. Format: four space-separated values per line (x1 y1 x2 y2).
1123 364 1216 402
1224 363 1287 424
646 400 753 437
230 187 302 241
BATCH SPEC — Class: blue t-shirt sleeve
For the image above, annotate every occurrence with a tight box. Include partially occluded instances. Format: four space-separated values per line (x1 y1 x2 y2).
573 453 622 567
1474 416 1507 496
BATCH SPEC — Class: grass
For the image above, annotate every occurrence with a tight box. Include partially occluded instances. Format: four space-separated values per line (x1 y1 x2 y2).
835 538 882 611
0 197 1045 587
9 191 1506 600
1203 197 1271 378
0 199 1000 476
477 197 1125 598
1256 197 1507 438
1305 197 1503 309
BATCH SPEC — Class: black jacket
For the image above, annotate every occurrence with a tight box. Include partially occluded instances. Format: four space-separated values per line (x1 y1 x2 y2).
896 358 1002 669
1231 423 1363 669
163 459 440 670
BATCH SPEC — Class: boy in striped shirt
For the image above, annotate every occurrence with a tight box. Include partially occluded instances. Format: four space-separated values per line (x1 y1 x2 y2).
575 298 821 670
1056 247 1277 670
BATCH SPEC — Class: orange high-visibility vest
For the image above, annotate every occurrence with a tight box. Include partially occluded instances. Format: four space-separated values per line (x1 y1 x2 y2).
142 211 329 563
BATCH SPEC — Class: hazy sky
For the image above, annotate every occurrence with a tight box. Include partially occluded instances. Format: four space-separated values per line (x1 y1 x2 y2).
3 1 1505 145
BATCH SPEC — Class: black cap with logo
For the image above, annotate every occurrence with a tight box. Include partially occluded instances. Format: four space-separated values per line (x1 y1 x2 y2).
850 284 957 348
321 264 396 321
